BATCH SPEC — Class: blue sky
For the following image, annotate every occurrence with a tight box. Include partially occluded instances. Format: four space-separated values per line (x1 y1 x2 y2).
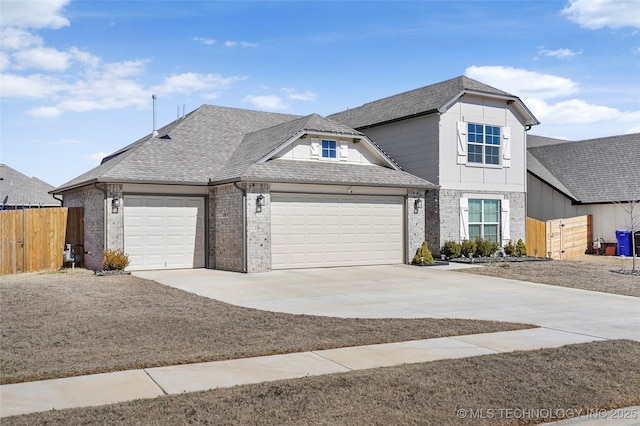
1 0 639 187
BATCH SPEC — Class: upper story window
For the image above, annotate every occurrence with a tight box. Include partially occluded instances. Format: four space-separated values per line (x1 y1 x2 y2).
322 140 337 159
467 124 500 165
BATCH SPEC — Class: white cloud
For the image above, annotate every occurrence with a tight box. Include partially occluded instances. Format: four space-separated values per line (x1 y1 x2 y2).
0 52 10 71
243 95 290 110
193 37 216 45
225 40 257 48
152 72 246 95
0 27 43 50
464 65 640 134
0 0 71 29
13 47 71 71
0 73 62 98
537 48 580 59
632 46 640 55
281 88 317 101
465 65 579 99
562 0 640 29
82 151 110 164
102 60 147 78
28 106 63 118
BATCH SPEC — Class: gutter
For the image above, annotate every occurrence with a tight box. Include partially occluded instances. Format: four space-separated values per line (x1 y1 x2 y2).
233 182 248 273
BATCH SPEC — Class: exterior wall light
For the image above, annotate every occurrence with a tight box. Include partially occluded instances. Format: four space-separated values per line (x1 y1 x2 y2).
414 198 423 211
111 197 120 214
256 194 266 213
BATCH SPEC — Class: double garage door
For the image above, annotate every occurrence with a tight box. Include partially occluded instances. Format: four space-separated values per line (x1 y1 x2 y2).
123 195 205 271
271 194 404 269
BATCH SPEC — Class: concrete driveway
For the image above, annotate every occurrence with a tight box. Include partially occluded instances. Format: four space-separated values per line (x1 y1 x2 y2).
135 264 640 341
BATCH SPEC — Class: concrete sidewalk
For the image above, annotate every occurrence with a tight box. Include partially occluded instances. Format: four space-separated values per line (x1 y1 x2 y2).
0 327 602 418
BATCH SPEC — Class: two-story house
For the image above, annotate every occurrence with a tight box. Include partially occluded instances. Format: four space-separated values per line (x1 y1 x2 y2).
329 76 540 254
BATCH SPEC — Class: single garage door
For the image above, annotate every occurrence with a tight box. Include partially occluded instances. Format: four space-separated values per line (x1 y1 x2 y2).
271 194 403 269
124 195 205 270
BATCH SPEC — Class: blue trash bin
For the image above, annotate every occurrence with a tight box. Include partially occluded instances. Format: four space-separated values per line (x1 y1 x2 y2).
615 230 632 256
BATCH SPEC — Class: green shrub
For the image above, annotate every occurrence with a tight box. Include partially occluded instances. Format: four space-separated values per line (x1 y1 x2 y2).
515 239 527 256
441 240 461 259
412 241 434 265
504 240 516 256
475 237 494 257
460 239 476 257
102 249 130 270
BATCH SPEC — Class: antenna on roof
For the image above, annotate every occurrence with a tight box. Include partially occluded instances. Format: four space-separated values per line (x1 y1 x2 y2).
177 106 180 120
152 94 159 137
183 104 186 119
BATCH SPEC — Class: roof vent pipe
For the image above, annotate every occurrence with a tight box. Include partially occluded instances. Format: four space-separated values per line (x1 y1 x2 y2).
152 94 159 137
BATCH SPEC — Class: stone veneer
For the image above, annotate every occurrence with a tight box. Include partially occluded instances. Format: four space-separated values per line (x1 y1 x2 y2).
406 189 426 263
429 189 526 255
62 184 123 270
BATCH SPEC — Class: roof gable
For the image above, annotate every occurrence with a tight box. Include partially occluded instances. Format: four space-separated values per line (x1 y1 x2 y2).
328 76 539 129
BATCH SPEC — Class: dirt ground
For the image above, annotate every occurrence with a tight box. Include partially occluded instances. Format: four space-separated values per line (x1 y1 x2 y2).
5 340 639 426
0 269 532 385
459 255 640 297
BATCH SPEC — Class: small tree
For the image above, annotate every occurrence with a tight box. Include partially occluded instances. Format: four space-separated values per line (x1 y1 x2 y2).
441 240 462 259
413 241 434 265
504 240 516 256
460 239 477 258
515 239 527 257
103 249 130 270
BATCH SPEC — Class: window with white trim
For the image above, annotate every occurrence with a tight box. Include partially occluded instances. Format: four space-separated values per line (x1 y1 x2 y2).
321 140 337 159
468 199 500 243
467 123 500 165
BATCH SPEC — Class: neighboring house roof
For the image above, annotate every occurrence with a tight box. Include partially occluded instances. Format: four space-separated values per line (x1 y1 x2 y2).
527 133 640 204
0 164 58 207
328 75 539 129
54 106 436 193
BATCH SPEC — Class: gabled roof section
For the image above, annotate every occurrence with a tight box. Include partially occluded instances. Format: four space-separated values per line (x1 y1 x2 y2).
241 159 436 189
328 75 539 129
215 114 404 182
1 164 57 207
53 105 301 193
527 133 640 204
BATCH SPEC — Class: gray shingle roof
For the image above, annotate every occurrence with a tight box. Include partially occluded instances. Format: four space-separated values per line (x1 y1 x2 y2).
527 133 640 203
0 164 58 207
243 159 436 189
328 75 539 129
54 107 436 192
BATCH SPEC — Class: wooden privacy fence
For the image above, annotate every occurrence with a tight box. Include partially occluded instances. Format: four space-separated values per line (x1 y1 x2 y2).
0 207 84 275
526 217 546 257
526 215 592 260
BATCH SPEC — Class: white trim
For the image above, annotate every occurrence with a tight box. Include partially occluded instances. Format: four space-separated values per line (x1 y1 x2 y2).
310 138 320 159
460 197 469 240
501 199 510 245
502 126 511 168
457 121 467 165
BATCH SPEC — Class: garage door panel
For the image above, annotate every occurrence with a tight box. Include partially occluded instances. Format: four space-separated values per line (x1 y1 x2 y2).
271 194 403 269
124 196 205 271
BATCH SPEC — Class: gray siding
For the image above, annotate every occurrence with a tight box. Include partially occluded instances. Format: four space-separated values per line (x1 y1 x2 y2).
361 114 440 184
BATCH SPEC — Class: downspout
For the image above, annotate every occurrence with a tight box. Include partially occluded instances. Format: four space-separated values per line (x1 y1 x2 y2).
52 194 63 206
94 182 108 251
233 182 248 273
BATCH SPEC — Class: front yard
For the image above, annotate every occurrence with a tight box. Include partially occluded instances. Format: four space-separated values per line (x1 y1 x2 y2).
1 258 638 425
0 269 530 385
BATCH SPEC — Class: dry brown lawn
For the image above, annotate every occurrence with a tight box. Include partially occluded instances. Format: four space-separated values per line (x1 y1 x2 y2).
0 269 532 385
4 340 639 426
459 255 640 297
